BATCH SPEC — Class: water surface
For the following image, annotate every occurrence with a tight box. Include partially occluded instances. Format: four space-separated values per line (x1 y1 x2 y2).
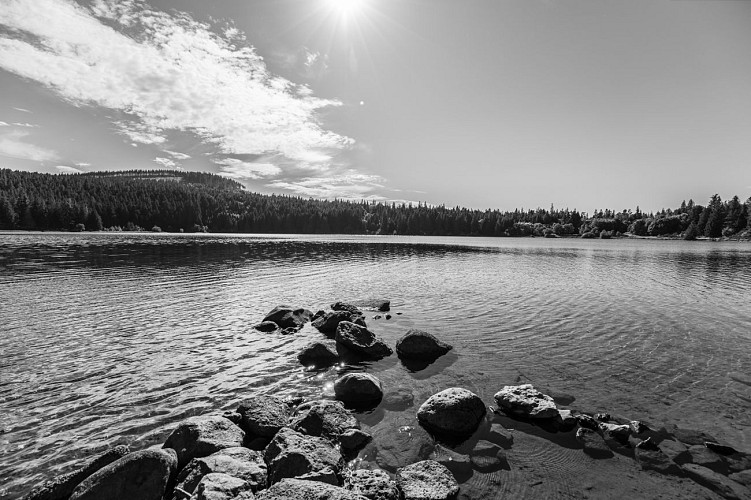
1 233 750 498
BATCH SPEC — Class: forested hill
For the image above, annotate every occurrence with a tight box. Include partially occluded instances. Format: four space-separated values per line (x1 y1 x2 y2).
1 168 749 239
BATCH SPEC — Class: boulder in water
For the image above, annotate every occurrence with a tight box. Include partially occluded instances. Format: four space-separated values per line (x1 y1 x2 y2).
69 448 177 500
312 311 366 335
493 384 558 420
264 428 344 486
334 373 384 406
395 330 452 360
253 321 280 333
263 306 313 330
237 396 292 439
396 460 459 500
335 322 392 360
173 447 267 497
164 416 245 468
297 341 339 368
344 469 399 500
331 302 363 315
190 473 254 500
255 478 368 500
289 400 359 441
416 388 486 437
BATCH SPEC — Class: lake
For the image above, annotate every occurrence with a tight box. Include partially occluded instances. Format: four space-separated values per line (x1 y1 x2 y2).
1 233 750 498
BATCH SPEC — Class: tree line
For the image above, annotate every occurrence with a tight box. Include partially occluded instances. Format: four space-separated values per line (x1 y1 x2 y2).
1 168 749 239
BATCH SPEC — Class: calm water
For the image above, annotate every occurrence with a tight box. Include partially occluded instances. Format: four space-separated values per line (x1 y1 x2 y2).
1 233 750 498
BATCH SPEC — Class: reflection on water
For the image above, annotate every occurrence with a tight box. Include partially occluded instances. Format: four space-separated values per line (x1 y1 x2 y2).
1 233 750 498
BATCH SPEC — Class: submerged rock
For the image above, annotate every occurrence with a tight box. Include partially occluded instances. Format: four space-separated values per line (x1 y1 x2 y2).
370 424 434 472
395 330 452 360
256 478 368 500
682 464 751 500
263 306 313 330
353 300 390 312
190 473 254 500
69 448 177 500
237 396 292 439
470 440 509 472
23 446 130 500
396 460 459 500
264 428 344 486
344 469 399 500
687 445 728 474
289 400 359 441
634 439 682 476
416 388 486 437
173 447 267 497
331 302 363 315
253 321 280 333
313 311 367 335
429 444 472 477
657 440 691 465
164 416 245 468
493 384 558 420
339 429 372 455
298 341 339 368
576 428 614 459
335 322 392 360
334 373 384 405
487 423 514 448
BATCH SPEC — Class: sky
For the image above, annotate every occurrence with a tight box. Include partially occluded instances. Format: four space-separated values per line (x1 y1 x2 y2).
1 0 750 212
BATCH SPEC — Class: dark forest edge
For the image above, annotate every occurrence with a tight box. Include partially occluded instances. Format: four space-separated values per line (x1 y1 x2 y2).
1 168 750 240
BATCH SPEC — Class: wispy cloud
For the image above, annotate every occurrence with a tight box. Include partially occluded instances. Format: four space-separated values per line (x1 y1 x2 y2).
55 165 83 174
267 171 386 200
215 158 282 180
0 121 9 127
0 129 57 161
153 157 178 169
164 150 191 160
0 0 352 167
12 107 31 113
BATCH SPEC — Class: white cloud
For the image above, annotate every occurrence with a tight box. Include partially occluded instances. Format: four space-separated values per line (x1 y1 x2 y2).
75 162 91 167
215 158 282 180
55 165 83 174
0 0 352 164
12 107 31 113
0 121 9 127
153 157 177 169
12 122 37 128
0 129 58 162
267 171 386 200
164 150 191 160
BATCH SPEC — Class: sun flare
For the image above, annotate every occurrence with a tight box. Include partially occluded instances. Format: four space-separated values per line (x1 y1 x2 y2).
327 0 366 19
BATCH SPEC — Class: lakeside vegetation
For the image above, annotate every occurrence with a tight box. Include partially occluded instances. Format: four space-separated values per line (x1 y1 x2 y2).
1 168 749 239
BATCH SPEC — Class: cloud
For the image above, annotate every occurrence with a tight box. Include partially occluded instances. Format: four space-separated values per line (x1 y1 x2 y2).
75 162 91 167
55 165 83 173
164 150 191 160
267 171 386 200
0 0 352 166
153 157 177 169
215 158 282 180
0 121 8 127
0 129 57 161
12 107 31 113
12 122 38 128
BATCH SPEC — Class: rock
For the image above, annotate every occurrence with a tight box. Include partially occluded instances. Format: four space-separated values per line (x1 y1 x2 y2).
493 384 557 420
396 460 459 500
429 444 472 477
237 396 291 439
555 410 577 432
385 315 392 320
576 413 598 430
23 446 130 500
395 330 452 360
344 469 399 500
707 442 740 456
334 373 384 405
726 452 751 474
353 300 390 312
69 448 177 500
298 341 339 368
576 428 614 459
599 422 631 447
729 470 751 488
173 447 267 497
382 388 415 411
190 473 254 500
470 440 508 472
164 416 245 468
682 464 751 500
335 322 393 360
263 306 312 330
371 424 434 472
331 302 363 315
634 440 683 476
658 439 691 465
688 445 728 474
487 423 514 448
264 427 344 486
256 478 369 500
630 420 651 435
253 321 280 333
671 427 718 446
313 311 367 335
290 400 359 441
416 388 486 437
339 429 372 454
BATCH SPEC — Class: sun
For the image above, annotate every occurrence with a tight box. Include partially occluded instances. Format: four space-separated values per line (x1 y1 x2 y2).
326 0 367 20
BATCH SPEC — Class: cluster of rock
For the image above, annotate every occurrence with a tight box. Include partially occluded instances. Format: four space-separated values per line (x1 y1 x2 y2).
24 302 751 500
492 383 751 499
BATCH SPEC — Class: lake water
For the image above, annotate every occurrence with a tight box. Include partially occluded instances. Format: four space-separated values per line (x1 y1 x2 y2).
1 233 750 498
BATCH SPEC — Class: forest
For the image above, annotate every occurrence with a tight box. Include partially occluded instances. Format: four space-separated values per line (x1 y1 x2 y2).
1 168 749 240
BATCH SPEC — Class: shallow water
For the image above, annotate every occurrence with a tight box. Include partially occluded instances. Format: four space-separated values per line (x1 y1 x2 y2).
1 233 750 498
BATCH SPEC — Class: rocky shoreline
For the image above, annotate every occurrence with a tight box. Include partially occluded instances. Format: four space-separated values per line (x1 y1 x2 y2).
21 302 751 500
